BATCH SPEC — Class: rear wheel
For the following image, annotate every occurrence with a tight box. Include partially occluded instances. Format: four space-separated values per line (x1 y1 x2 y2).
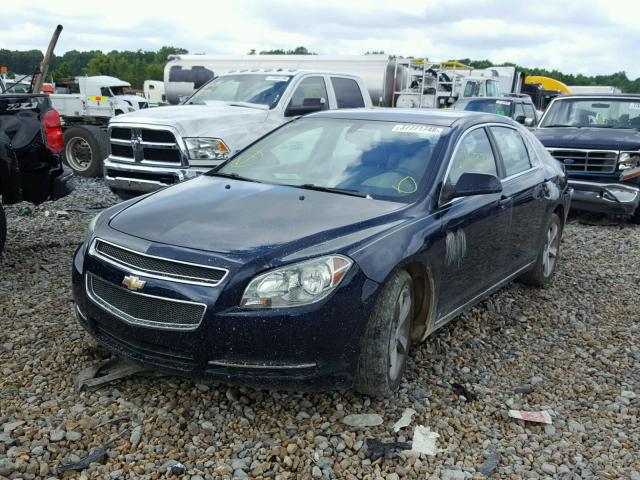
355 270 414 396
520 212 563 286
0 203 6 254
63 126 108 177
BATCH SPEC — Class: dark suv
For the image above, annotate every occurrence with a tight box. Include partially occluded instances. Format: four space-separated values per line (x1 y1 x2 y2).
534 95 640 223
452 94 538 127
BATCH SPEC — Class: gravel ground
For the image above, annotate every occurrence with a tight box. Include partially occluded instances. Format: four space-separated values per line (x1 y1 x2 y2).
1 177 639 480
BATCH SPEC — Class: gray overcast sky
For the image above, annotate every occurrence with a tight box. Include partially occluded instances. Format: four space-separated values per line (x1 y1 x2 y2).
3 0 640 78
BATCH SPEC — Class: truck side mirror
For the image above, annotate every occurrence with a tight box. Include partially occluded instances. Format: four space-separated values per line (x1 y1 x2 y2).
515 115 526 124
285 98 325 117
524 117 534 127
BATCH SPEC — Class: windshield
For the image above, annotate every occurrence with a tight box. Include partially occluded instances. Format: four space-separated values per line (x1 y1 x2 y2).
6 82 31 93
186 74 293 108
218 118 447 202
109 86 133 96
454 99 512 116
540 98 640 129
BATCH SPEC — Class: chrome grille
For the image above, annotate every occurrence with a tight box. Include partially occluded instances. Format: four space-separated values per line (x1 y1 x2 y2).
93 239 227 286
87 273 206 330
547 148 618 173
109 126 183 165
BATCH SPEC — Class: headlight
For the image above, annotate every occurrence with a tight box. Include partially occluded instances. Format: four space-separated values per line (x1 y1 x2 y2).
241 255 353 308
85 212 101 245
618 152 640 170
184 137 230 161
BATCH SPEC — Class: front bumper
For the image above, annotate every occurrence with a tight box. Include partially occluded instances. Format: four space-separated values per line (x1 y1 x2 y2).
568 179 640 216
104 158 212 195
71 240 378 390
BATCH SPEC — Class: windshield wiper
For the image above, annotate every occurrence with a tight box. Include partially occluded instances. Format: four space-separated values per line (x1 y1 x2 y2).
296 184 368 198
226 101 269 110
208 171 262 183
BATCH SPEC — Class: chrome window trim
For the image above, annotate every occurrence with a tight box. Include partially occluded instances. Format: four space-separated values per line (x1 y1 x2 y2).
89 238 229 287
438 123 501 206
85 273 207 331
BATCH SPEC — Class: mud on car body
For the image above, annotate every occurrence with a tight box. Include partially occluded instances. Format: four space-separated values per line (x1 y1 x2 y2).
72 109 571 396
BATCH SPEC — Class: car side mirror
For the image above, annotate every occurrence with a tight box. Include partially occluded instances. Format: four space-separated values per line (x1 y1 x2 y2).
285 97 325 117
442 172 502 203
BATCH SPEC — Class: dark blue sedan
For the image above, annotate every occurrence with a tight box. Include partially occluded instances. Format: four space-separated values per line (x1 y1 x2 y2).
72 109 571 396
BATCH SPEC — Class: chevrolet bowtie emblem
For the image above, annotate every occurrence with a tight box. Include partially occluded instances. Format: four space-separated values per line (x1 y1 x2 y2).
122 275 146 291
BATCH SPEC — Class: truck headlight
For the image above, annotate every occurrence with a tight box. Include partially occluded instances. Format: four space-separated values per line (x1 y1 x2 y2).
618 152 640 170
184 138 230 160
241 255 353 308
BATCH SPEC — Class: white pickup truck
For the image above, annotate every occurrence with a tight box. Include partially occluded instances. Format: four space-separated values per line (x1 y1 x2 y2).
104 69 371 197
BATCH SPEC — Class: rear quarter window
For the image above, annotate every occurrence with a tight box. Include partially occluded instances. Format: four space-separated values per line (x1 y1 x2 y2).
331 77 365 109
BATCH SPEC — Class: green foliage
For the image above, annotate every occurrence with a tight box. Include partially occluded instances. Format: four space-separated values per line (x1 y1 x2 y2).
455 58 640 93
257 46 316 55
1 46 187 89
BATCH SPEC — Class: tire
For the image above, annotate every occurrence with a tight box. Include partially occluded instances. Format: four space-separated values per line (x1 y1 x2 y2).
0 203 6 254
63 126 108 177
519 212 563 286
355 270 414 396
630 207 640 225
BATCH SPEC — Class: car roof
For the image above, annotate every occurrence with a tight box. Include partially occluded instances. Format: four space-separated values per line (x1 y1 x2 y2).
219 69 358 77
307 108 515 128
458 96 531 103
555 94 640 99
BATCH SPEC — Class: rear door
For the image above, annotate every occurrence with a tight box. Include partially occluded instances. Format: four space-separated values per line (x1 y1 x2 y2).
432 126 511 320
329 76 366 109
488 125 547 268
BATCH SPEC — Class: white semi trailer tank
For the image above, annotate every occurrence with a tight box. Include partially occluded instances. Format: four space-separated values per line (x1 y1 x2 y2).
164 54 520 108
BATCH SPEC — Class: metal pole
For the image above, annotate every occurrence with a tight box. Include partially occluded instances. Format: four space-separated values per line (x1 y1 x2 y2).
32 24 63 93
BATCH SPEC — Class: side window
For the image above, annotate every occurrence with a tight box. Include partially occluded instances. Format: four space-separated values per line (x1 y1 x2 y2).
513 103 526 120
491 127 531 177
523 104 536 121
331 77 365 108
288 77 328 109
447 128 498 185
486 81 499 97
100 87 112 97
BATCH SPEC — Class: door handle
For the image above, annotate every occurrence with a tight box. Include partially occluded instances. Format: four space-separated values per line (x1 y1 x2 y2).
499 196 513 209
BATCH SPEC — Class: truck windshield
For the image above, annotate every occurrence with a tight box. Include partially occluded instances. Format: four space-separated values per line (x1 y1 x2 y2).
217 118 447 202
454 99 512 116
540 98 640 129
186 74 293 109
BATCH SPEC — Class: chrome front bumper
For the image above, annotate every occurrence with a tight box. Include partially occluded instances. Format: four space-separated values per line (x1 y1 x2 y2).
104 158 212 194
569 179 640 215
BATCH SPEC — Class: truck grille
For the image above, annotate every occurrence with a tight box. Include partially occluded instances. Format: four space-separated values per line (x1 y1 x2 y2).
87 273 206 331
109 127 183 165
93 239 227 286
547 148 618 173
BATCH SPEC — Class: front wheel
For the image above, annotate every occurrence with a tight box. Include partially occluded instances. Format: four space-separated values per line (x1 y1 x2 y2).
355 270 414 396
630 206 640 225
519 212 563 286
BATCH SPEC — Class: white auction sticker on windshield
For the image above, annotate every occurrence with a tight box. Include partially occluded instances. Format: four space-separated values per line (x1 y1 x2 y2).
265 76 289 82
392 124 443 137
630 103 640 110
496 100 511 105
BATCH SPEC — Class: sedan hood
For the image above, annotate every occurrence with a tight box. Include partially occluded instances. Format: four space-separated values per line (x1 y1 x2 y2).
109 176 404 256
110 104 269 141
534 127 640 151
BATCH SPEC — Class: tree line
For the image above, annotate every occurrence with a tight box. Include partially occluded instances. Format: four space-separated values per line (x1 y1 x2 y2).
1 47 639 93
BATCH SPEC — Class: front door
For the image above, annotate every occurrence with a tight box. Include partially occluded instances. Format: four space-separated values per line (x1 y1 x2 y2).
431 126 511 320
